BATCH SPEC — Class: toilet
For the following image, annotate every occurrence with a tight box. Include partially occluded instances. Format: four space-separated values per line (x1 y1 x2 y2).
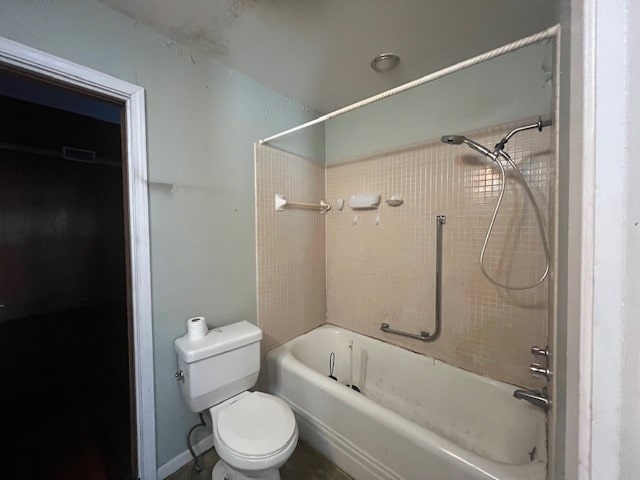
174 321 298 480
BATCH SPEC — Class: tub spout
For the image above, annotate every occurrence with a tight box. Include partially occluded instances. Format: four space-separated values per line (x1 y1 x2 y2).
513 389 550 412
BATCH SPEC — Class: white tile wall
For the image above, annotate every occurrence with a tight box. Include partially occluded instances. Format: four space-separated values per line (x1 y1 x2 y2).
325 119 554 389
255 145 326 356
255 118 555 389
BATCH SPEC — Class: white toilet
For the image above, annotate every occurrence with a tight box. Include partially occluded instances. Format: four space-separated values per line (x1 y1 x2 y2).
174 321 298 480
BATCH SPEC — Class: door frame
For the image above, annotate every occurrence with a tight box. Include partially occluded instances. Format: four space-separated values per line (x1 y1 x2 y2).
0 36 156 479
565 0 640 477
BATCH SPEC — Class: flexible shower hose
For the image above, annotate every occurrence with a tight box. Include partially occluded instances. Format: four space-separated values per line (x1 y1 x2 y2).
479 150 550 290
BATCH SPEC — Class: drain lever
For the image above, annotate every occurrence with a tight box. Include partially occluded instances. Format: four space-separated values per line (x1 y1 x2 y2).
328 352 337 381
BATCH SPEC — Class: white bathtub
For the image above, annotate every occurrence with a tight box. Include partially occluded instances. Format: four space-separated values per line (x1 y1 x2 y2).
266 324 546 480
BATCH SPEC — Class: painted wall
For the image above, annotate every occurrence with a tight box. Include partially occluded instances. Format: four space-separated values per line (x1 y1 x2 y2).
325 41 553 164
0 0 323 470
591 0 640 478
557 2 640 478
621 3 640 477
0 97 125 322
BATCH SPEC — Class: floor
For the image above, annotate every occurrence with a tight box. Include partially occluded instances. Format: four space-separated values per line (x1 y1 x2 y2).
166 439 353 480
0 307 133 480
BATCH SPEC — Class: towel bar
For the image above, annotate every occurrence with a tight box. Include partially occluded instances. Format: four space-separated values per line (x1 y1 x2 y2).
275 194 330 213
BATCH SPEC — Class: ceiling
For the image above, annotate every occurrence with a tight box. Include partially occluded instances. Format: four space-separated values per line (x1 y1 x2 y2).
98 0 558 114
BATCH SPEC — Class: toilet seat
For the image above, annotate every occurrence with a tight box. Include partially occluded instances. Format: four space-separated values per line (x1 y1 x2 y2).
212 392 298 473
217 392 296 458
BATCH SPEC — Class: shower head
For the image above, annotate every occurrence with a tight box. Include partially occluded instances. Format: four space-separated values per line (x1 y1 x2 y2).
441 135 496 159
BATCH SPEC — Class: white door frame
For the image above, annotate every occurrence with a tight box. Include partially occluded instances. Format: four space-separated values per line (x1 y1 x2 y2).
0 37 156 479
567 0 640 478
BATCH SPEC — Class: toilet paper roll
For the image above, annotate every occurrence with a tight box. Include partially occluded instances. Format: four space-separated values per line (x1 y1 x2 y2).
187 316 208 340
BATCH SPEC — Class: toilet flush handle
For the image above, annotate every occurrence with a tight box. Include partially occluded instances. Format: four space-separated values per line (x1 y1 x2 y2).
174 370 185 382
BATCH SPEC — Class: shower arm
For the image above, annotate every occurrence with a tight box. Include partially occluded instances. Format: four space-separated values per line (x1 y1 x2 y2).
494 117 552 152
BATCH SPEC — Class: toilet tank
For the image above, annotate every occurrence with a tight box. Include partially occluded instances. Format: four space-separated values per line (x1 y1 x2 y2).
174 321 262 412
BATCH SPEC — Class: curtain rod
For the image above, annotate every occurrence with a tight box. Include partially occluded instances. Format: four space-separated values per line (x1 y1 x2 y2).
259 24 559 145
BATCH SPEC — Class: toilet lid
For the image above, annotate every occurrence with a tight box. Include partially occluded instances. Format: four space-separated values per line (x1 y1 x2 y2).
216 392 296 457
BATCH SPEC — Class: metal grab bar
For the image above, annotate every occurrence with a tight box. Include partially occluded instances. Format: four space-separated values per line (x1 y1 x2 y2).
275 194 331 213
380 215 446 342
381 323 430 340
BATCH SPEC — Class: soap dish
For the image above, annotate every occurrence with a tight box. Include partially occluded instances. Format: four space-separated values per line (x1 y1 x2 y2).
385 195 403 207
348 193 381 210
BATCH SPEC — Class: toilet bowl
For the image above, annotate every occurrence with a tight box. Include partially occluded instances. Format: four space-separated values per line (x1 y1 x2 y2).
174 321 298 480
209 392 298 480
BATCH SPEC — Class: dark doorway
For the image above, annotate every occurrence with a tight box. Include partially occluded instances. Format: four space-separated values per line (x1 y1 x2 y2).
0 69 135 479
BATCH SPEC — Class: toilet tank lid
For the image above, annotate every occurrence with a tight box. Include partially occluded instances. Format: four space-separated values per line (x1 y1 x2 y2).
174 321 262 364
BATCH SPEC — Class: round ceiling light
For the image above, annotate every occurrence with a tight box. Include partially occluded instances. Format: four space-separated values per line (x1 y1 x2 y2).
370 53 401 73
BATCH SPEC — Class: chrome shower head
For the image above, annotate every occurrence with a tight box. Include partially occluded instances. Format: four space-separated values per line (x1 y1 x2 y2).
441 134 496 159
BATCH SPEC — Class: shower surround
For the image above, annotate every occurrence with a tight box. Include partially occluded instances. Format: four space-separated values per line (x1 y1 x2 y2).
255 117 554 390
254 145 326 357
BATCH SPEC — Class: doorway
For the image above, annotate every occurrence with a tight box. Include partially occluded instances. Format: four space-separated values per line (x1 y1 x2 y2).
0 36 156 479
0 68 135 479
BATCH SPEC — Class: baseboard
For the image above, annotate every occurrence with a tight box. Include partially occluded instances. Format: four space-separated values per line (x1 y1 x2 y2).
156 436 214 479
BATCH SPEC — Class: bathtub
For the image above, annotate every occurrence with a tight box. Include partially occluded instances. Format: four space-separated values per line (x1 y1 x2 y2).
266 325 546 480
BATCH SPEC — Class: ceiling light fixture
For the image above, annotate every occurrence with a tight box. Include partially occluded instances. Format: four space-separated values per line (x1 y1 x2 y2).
370 53 401 72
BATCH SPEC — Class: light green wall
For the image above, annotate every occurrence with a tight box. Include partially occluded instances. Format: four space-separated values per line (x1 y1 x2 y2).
325 41 553 163
0 0 322 467
0 0 137 82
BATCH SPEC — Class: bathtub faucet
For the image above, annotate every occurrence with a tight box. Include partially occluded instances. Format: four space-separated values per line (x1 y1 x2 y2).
513 388 550 411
